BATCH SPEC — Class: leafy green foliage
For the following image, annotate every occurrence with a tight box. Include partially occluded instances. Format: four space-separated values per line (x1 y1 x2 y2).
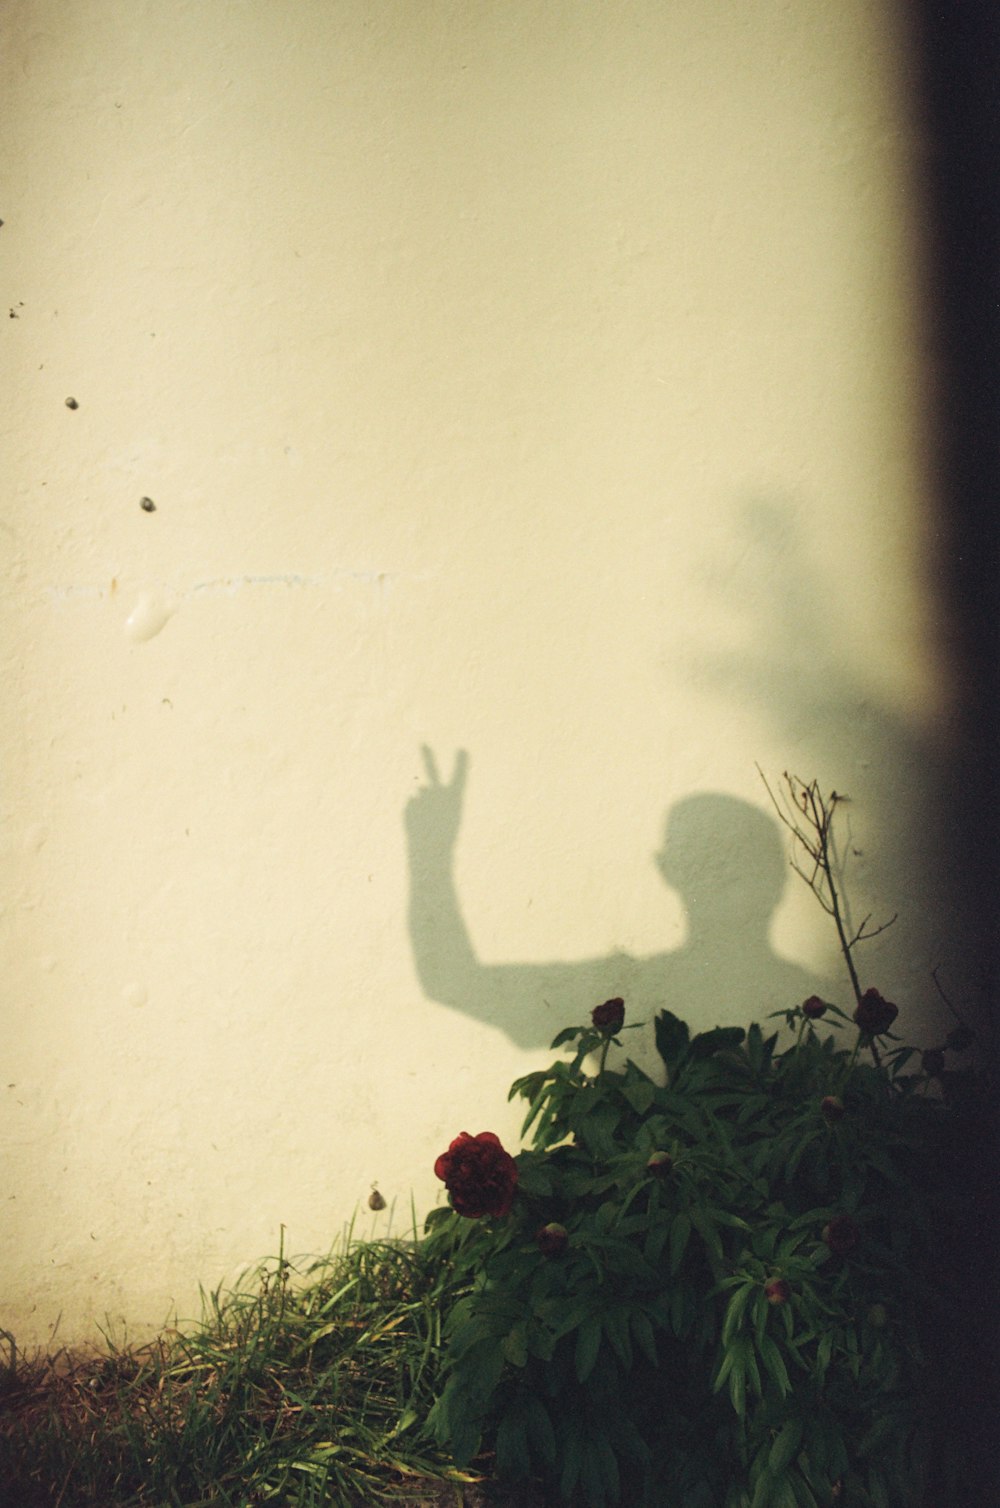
424 1004 988 1506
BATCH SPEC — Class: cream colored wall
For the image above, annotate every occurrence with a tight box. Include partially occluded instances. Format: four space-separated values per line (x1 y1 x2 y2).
2 0 954 1350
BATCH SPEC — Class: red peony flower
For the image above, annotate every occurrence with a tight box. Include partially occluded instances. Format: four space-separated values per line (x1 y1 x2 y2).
801 996 828 1019
434 1131 518 1219
591 997 625 1034
764 1277 791 1305
536 1222 568 1257
853 988 898 1036
823 1213 860 1256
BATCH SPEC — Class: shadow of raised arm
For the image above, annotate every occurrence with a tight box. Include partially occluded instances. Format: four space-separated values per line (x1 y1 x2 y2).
404 750 841 1052
404 747 633 1048
404 745 478 998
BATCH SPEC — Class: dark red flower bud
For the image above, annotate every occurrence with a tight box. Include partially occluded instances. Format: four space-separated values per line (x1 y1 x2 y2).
536 1221 568 1257
591 997 625 1033
921 1048 946 1078
821 1095 845 1121
945 1025 974 1052
801 996 828 1019
764 1277 791 1305
823 1214 860 1256
853 988 898 1036
433 1131 518 1219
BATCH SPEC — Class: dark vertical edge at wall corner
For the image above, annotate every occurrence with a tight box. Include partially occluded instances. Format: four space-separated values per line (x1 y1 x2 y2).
912 2 1000 1497
912 0 1000 942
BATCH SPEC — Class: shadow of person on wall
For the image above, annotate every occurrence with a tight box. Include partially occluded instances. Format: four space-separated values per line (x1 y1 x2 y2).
405 746 838 1051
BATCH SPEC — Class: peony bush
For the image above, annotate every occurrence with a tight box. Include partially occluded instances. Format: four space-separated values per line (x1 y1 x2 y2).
424 995 988 1507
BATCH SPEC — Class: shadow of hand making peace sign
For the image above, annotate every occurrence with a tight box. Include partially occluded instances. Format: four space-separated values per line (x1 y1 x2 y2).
404 747 469 862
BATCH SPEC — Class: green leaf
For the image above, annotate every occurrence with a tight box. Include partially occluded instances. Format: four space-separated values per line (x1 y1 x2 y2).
495 1404 530 1478
643 1220 670 1267
714 1336 743 1394
525 1395 557 1467
575 1315 602 1383
603 1307 633 1368
655 1009 690 1072
868 1470 890 1508
509 1069 547 1102
513 1159 554 1198
559 1422 584 1501
594 1200 618 1233
579 1439 606 1508
729 1350 747 1418
623 1079 656 1115
708 1206 751 1231
669 1213 692 1274
757 1333 791 1397
690 1206 724 1263
669 1284 693 1337
502 1322 528 1368
773 1480 800 1508
595 1432 621 1502
722 1282 755 1348
689 1025 747 1059
630 1309 659 1367
769 1419 803 1474
745 1339 762 1399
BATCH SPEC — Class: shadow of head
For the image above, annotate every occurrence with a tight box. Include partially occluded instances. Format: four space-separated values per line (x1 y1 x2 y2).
654 793 786 932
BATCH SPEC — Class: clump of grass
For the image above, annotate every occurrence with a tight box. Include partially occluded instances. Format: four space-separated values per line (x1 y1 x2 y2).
0 1234 488 1507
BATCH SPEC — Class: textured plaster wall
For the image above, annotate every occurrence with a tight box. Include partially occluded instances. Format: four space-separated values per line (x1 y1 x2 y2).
1 0 957 1349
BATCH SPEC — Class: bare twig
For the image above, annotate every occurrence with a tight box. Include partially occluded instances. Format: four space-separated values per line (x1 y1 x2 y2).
759 769 899 1066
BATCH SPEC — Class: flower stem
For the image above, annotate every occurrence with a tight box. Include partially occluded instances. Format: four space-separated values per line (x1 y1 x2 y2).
597 1038 611 1082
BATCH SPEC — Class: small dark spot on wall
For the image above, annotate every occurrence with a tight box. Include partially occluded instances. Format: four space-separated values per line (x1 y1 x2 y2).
140 496 156 512
65 396 78 410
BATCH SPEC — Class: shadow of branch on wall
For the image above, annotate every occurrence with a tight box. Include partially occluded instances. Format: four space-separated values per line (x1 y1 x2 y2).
686 497 979 1030
404 745 836 1050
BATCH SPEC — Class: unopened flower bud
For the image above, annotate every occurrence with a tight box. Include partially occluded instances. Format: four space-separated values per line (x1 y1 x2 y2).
764 1277 791 1305
591 997 625 1034
853 988 898 1036
801 996 828 1019
646 1151 673 1176
821 1095 845 1121
536 1221 568 1257
921 1048 946 1078
823 1214 860 1256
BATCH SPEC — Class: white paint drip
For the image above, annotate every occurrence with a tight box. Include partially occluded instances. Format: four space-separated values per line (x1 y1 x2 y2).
124 590 176 642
